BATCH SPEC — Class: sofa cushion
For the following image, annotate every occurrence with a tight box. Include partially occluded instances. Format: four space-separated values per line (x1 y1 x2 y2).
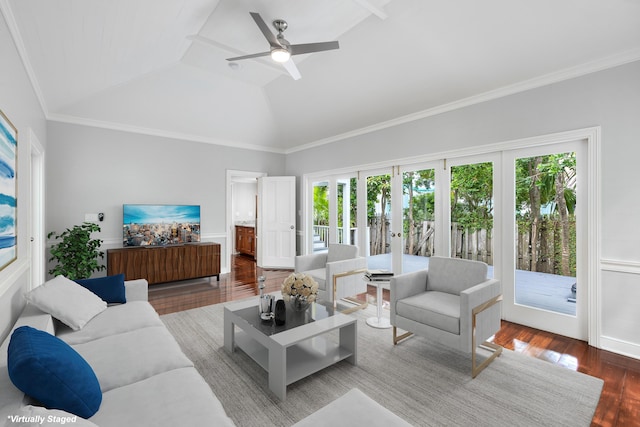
25 275 107 331
90 367 235 427
7 326 102 418
56 301 163 346
396 291 461 334
71 326 194 392
427 257 488 296
75 274 126 304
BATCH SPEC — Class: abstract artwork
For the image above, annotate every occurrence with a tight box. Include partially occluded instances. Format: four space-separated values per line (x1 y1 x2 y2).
0 110 17 271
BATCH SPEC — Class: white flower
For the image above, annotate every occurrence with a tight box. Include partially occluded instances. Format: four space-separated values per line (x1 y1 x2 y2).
281 273 319 303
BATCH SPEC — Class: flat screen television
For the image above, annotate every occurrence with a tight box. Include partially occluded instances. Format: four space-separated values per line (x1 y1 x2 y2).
123 204 201 247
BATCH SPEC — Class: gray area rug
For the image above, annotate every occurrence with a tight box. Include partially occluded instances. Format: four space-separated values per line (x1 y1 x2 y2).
161 301 603 427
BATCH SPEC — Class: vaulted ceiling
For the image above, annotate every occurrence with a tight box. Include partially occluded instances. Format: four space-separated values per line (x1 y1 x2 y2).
3 0 640 152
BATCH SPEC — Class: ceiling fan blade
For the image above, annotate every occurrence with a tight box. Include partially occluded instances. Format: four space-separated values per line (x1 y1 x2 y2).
290 41 339 56
226 51 271 61
250 12 281 48
282 59 301 80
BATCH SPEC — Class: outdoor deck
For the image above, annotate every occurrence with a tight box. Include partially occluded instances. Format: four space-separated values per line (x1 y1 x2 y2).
367 254 577 316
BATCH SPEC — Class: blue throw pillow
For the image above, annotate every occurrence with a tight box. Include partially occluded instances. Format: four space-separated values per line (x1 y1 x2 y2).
75 274 126 304
7 326 102 418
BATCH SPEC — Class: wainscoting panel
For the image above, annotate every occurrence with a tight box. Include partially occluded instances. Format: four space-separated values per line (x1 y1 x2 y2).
600 259 640 359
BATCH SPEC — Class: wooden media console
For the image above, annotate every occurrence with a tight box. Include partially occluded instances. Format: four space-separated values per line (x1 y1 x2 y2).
107 242 220 285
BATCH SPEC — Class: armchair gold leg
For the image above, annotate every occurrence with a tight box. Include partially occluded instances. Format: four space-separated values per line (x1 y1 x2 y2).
471 294 503 378
333 269 369 314
472 341 502 378
393 326 413 345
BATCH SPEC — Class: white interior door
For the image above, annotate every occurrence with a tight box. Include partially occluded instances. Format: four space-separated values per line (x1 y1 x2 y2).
257 176 296 268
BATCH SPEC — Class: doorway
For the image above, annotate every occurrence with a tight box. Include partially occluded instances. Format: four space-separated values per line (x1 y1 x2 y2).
226 170 265 273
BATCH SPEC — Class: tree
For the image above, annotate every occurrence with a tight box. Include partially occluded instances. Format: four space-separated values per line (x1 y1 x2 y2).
539 153 576 275
313 184 329 226
516 152 576 275
450 162 494 231
403 170 435 254
367 174 391 255
516 156 543 271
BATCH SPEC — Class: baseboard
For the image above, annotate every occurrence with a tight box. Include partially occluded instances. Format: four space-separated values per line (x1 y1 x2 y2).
600 335 640 360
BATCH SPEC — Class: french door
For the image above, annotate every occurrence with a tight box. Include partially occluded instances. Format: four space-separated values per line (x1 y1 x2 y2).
304 130 596 342
445 155 499 278
502 140 587 340
394 162 441 274
307 174 358 253
358 163 440 275
357 168 393 264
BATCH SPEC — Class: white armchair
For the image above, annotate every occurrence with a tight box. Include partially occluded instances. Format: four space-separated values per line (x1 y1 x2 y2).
295 244 367 308
390 256 502 377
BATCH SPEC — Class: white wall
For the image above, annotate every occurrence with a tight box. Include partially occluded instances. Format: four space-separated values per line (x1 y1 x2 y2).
231 182 257 224
45 122 286 274
286 60 640 359
0 10 47 342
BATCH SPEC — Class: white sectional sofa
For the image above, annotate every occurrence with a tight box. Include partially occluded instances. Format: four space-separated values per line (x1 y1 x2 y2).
0 278 235 427
1 276 410 427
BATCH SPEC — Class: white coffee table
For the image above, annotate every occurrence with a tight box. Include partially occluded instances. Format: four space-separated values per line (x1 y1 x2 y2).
224 294 357 401
365 279 392 329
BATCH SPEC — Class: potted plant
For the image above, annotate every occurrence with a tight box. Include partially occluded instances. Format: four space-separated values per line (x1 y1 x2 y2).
48 222 106 280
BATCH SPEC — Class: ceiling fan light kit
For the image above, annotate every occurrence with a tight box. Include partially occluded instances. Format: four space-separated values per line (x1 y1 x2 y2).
225 12 340 79
271 47 290 63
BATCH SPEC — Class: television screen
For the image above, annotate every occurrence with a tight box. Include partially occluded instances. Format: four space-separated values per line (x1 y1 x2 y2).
123 204 201 247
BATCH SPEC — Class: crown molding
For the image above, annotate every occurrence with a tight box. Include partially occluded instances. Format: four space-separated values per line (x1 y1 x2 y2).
285 49 640 154
0 0 49 117
47 113 287 154
4 0 638 156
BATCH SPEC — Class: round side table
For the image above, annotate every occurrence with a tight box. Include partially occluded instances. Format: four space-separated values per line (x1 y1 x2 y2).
365 279 392 329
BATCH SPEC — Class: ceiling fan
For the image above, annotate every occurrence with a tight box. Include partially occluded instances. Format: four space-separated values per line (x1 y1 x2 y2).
226 12 340 80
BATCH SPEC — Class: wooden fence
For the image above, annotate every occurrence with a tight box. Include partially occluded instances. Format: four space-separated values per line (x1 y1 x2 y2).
368 216 575 274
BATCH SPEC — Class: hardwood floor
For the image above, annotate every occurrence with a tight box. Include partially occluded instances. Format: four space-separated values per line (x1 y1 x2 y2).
148 254 290 315
149 255 640 427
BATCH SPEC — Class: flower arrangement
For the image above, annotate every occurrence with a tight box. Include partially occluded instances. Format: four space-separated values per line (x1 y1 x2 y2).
281 273 319 310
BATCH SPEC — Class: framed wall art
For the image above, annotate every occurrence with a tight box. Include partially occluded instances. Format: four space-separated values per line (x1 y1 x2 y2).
0 110 17 271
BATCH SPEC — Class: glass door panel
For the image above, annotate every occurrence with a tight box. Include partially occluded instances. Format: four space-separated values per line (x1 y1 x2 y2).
450 162 494 275
514 152 577 316
337 178 357 245
402 167 435 273
365 172 392 271
312 181 329 252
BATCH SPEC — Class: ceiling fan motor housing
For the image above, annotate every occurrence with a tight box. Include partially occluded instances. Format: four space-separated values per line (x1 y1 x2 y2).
273 19 288 34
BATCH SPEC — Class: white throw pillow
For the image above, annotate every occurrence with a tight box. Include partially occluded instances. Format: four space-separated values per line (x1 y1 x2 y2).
25 276 107 331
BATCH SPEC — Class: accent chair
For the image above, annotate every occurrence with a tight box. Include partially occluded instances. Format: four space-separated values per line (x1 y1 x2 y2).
295 244 367 309
390 256 503 377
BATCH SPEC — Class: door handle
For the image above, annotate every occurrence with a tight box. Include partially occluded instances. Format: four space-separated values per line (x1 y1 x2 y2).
290 225 295 229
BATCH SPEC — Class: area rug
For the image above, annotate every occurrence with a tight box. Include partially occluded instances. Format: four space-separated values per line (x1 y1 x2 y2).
161 301 603 427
